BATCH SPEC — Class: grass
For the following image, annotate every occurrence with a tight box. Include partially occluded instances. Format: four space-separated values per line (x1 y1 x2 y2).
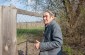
63 45 73 55
17 27 83 55
63 45 83 55
17 29 43 36
17 27 44 43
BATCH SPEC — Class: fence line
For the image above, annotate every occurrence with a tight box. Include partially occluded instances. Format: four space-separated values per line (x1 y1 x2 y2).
0 6 42 55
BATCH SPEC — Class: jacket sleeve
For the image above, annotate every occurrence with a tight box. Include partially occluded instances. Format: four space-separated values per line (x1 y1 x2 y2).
40 24 63 52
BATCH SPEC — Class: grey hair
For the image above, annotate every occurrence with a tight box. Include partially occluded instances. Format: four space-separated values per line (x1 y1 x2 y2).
44 10 56 17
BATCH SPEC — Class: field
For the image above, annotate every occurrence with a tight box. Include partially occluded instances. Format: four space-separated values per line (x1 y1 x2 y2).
17 22 83 55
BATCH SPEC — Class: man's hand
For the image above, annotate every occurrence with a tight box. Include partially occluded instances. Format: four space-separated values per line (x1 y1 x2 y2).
34 40 40 49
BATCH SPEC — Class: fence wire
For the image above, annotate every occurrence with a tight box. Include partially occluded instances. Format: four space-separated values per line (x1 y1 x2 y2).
17 14 44 55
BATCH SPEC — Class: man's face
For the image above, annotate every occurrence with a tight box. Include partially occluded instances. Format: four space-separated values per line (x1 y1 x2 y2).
43 12 52 25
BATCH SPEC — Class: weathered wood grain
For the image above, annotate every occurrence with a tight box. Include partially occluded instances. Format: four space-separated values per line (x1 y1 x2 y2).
1 6 17 55
17 8 42 17
0 6 2 55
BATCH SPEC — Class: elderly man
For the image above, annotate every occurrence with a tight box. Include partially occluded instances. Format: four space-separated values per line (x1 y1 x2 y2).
34 10 63 55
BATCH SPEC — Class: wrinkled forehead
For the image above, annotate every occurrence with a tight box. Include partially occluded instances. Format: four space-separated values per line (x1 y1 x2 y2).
43 12 50 16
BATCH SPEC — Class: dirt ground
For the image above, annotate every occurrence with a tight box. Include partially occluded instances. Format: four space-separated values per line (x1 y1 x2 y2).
18 42 40 55
17 35 67 55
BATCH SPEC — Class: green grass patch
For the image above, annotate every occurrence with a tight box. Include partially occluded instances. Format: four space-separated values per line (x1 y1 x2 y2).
63 45 83 55
63 45 73 55
17 28 44 37
17 28 44 42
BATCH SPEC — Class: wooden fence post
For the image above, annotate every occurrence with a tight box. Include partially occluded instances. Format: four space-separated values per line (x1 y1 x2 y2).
0 6 17 55
0 6 2 55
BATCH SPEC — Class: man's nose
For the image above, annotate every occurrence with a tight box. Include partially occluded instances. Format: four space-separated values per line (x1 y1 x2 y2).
43 17 46 20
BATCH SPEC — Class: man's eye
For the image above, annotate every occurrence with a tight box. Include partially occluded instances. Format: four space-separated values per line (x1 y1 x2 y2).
43 15 48 18
43 16 45 17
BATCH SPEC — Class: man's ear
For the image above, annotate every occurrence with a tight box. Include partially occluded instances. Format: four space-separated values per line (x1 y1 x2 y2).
51 16 54 19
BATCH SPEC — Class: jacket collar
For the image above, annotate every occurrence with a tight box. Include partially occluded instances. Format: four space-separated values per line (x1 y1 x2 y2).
45 19 55 27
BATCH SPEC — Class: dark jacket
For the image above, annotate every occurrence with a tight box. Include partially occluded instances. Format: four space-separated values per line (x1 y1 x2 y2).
39 20 63 55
